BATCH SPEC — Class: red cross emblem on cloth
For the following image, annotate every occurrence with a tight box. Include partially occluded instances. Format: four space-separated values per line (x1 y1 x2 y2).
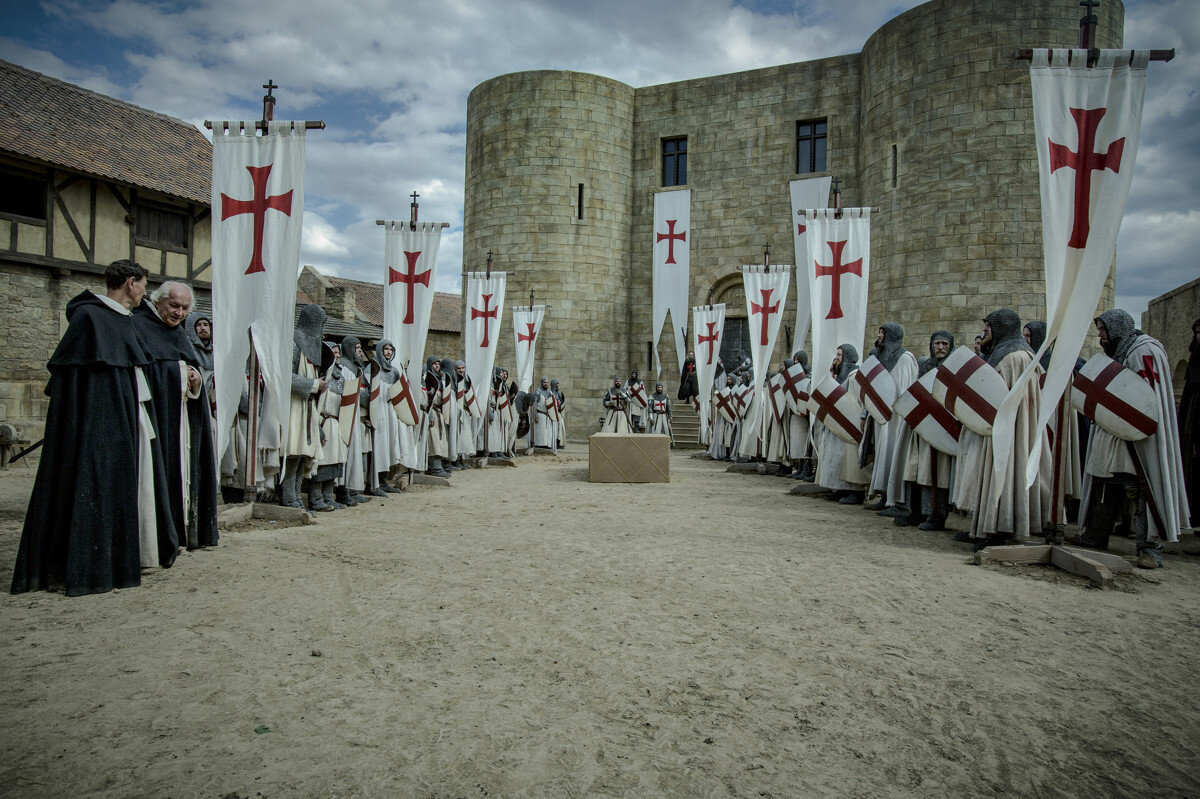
714 390 737 421
815 240 862 320
388 251 432 325
220 163 293 275
902 380 961 439
1073 359 1157 437
854 361 893 423
389 374 419 422
698 321 720 365
471 293 499 348
1049 107 1124 249
518 322 537 345
1137 355 1159 388
749 288 780 346
656 219 687 264
934 355 997 426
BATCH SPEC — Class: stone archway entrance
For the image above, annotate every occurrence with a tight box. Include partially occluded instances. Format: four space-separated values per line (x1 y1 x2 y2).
709 273 749 371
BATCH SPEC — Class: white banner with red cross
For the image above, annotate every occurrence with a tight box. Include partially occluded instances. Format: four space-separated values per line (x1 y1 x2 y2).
801 208 870 380
789 176 832 355
512 305 546 395
851 354 898 426
896 369 962 456
382 221 444 389
652 189 691 380
211 121 306 471
998 48 1149 498
1071 352 1160 441
737 264 790 457
692 303 725 444
464 271 506 424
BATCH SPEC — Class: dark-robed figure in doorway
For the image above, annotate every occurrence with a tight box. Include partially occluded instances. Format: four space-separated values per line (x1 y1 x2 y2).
132 281 219 551
678 352 698 402
12 261 178 596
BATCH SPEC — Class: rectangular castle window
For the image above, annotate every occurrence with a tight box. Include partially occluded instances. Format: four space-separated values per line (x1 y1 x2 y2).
577 183 585 220
891 144 898 188
135 204 188 250
0 169 48 221
662 137 688 187
796 119 827 174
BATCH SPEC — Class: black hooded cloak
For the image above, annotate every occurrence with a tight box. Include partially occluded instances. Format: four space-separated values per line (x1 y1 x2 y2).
12 292 176 596
132 300 219 550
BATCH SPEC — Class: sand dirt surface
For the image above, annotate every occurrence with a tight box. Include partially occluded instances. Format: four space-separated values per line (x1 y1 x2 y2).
1 452 1198 799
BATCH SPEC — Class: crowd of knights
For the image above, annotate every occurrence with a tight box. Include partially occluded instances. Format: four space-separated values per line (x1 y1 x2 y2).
9 260 569 597
688 311 1196 569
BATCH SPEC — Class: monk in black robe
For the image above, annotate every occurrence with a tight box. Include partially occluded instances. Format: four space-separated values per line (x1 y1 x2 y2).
132 281 219 551
12 260 177 596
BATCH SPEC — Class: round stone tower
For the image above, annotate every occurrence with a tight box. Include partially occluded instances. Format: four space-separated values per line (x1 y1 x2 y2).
463 70 635 398
858 0 1123 346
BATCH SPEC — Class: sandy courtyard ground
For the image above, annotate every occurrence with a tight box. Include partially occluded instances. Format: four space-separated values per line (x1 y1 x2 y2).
1 450 1199 799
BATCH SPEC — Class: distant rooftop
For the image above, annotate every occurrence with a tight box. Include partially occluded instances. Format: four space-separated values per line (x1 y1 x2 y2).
0 59 211 204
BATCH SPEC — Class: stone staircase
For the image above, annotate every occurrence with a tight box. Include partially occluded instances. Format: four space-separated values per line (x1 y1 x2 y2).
671 402 704 449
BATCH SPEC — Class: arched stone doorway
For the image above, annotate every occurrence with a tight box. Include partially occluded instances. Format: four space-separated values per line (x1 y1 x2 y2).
709 273 749 371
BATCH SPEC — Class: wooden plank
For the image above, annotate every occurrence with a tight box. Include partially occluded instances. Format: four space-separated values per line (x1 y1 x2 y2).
251 503 315 525
973 544 1052 566
1050 546 1114 588
411 474 451 487
1058 546 1133 574
217 503 254 526
104 181 131 213
53 188 92 262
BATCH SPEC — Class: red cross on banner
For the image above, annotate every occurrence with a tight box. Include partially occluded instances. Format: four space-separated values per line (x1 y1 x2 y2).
518 323 537 345
471 293 499 348
814 240 862 321
656 219 687 265
749 288 780 346
698 321 720 365
220 163 294 275
1048 107 1124 250
388 250 431 325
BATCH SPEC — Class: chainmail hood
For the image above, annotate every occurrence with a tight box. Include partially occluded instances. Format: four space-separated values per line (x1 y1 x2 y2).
374 339 400 383
873 322 905 371
184 313 213 371
295 304 327 367
983 309 1032 368
919 330 955 377
1095 308 1142 364
339 335 364 373
834 343 858 384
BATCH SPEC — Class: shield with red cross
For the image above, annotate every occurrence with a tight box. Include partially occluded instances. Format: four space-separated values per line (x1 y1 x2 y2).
807 375 863 445
338 371 362 446
780 362 809 414
715 387 738 424
768 373 787 423
849 355 897 426
463 384 482 418
930 348 1008 436
1071 353 1159 441
545 394 560 424
895 370 961 456
628 382 648 411
388 373 421 427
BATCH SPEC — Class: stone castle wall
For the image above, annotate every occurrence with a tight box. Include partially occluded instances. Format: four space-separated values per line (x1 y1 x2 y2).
858 0 1122 356
463 70 635 399
461 0 1128 436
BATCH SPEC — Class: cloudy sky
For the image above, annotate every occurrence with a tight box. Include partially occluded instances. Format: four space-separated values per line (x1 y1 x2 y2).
3 0 1195 319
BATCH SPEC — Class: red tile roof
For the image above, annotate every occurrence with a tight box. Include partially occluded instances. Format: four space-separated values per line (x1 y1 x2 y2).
0 59 211 204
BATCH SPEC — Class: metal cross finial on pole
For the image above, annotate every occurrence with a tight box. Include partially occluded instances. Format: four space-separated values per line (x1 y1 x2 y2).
762 241 771 270
262 79 278 124
409 191 420 230
1079 0 1100 65
486 250 494 278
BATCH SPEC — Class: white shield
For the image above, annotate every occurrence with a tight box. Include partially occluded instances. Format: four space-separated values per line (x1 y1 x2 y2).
895 370 961 455
716 387 738 424
931 347 1008 436
338 372 361 447
808 374 863 445
849 355 897 426
1071 353 1160 442
388 373 420 427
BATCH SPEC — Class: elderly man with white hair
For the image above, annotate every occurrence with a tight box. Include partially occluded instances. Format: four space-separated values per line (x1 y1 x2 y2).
132 280 219 552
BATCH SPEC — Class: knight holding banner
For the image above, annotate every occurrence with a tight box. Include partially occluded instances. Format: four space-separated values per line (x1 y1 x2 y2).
1076 310 1189 568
